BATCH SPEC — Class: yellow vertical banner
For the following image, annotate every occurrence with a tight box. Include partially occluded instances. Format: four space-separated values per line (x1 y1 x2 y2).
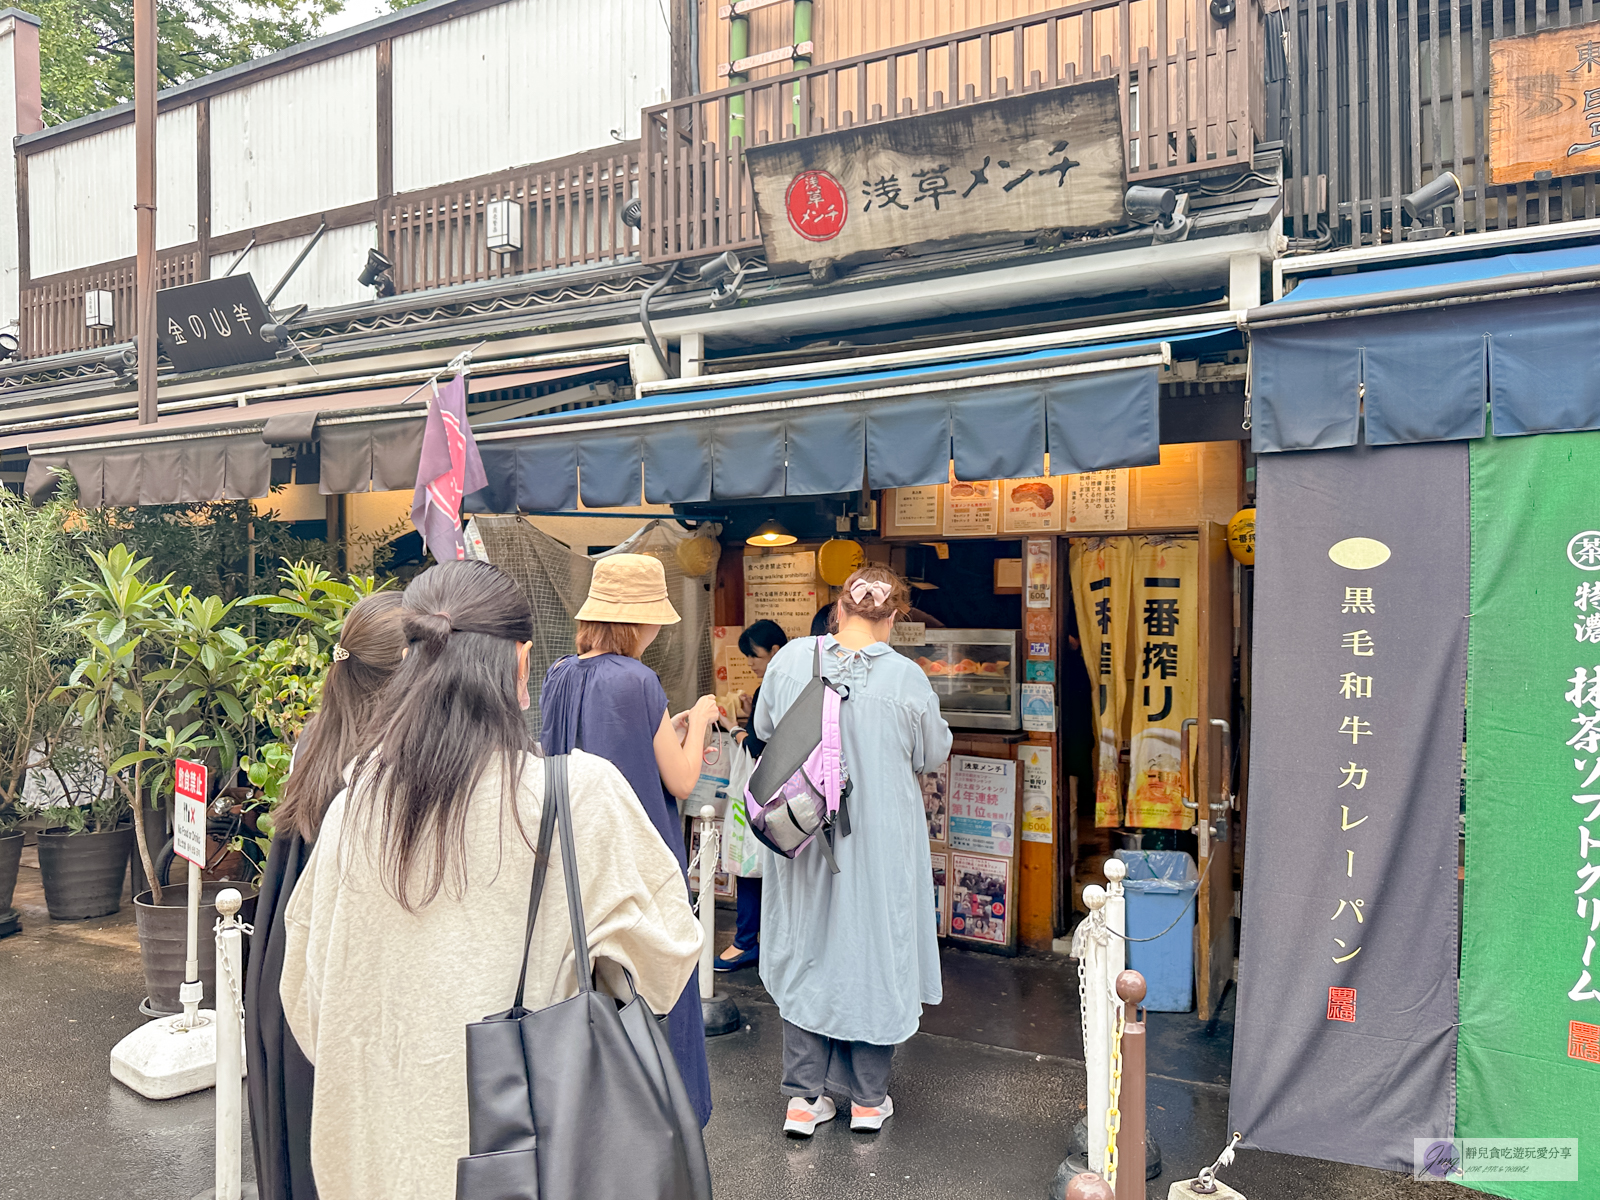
1126 537 1199 829
1069 538 1134 827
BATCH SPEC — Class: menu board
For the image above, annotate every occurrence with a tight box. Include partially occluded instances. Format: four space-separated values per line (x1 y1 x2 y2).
1063 469 1129 531
1002 476 1064 533
1020 744 1054 843
948 755 1017 856
894 486 941 528
943 480 999 536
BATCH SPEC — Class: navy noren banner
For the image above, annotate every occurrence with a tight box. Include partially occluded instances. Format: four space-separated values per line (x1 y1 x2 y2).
1230 442 1464 1171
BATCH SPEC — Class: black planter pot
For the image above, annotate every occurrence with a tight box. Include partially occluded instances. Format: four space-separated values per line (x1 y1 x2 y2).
0 833 23 937
36 825 135 920
134 881 259 1016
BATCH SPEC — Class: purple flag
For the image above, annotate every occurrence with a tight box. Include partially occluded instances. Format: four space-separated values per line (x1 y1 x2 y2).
410 372 487 562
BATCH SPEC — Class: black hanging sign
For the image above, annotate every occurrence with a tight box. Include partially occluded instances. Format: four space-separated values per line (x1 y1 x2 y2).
1230 441 1467 1171
155 275 276 374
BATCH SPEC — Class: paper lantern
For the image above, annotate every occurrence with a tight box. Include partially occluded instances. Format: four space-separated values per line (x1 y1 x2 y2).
675 534 721 577
1227 507 1256 565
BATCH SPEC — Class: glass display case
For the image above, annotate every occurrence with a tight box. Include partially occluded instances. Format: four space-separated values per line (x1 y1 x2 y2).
893 629 1022 731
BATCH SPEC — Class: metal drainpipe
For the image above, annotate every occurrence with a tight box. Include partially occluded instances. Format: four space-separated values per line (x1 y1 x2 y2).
792 0 812 130
729 10 749 144
638 265 679 377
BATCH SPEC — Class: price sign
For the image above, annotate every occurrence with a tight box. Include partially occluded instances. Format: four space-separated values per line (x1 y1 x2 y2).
173 758 208 867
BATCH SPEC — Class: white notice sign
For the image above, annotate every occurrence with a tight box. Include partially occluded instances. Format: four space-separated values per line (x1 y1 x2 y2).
173 758 208 867
745 583 819 638
743 551 816 586
1064 469 1129 531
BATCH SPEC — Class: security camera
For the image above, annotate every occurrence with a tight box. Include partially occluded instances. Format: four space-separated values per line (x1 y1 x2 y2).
1125 186 1191 244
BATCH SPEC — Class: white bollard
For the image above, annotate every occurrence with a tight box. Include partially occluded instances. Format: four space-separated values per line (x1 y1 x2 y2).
697 805 718 1002
1105 858 1127 979
182 858 203 1028
696 804 741 1036
1082 884 1110 1174
214 888 245 1200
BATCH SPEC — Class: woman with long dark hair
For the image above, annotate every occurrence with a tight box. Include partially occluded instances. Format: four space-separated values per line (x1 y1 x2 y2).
540 552 718 1125
279 560 700 1200
246 591 405 1200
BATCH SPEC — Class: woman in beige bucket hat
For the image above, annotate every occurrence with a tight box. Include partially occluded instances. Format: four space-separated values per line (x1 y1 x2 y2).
538 552 717 1123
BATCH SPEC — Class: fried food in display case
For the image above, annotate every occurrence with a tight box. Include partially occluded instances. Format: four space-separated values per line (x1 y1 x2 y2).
892 629 1022 731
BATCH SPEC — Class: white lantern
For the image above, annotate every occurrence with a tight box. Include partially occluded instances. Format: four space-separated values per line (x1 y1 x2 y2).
84 289 114 329
486 198 523 253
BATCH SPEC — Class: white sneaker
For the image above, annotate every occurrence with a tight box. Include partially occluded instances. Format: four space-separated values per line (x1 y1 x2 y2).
850 1095 894 1131
783 1094 837 1137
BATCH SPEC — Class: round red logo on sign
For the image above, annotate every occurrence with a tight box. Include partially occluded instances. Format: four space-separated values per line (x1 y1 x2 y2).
784 170 848 242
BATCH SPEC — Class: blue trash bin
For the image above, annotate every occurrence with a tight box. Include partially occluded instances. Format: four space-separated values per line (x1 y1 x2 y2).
1114 850 1198 1012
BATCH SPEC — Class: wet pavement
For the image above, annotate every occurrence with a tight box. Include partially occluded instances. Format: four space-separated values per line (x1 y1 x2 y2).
2 846 1471 1200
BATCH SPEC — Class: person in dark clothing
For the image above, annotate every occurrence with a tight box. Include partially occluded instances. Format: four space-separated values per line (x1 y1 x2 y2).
245 592 407 1200
539 553 717 1126
718 619 788 972
809 604 837 638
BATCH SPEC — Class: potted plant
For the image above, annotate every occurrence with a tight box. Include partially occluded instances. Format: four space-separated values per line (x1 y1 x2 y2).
0 487 88 928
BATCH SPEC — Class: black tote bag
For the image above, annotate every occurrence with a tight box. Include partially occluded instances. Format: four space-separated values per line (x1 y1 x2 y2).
456 754 713 1200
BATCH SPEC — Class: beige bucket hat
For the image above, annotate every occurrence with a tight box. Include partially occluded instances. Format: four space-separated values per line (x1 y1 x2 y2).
576 553 681 625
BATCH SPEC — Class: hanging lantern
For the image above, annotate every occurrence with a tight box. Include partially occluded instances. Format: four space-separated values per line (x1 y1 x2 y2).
675 533 721 577
817 538 865 586
1227 507 1256 565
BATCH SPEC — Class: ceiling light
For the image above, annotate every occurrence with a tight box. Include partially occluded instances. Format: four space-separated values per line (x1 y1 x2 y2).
746 517 797 547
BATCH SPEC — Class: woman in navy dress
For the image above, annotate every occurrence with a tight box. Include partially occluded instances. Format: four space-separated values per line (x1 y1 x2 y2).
540 553 718 1125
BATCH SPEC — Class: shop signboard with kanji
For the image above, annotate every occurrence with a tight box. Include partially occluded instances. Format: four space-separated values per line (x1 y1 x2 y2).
1490 21 1600 183
743 80 1125 271
155 275 276 373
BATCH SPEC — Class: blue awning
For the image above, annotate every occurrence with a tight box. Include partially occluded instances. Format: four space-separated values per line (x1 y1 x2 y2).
1248 243 1600 453
468 330 1236 512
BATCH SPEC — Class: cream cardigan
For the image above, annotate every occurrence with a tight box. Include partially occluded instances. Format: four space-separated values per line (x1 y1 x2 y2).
280 749 702 1200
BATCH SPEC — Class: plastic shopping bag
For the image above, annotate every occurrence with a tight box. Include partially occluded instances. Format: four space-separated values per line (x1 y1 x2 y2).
720 741 761 878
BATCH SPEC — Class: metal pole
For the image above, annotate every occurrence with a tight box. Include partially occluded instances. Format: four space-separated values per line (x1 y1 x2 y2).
133 0 157 424
1113 971 1148 1200
214 888 245 1200
1082 884 1110 1174
180 858 202 1029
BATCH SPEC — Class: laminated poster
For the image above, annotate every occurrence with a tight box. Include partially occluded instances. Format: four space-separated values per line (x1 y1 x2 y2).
743 550 816 585
894 486 940 528
1021 682 1056 733
1020 743 1054 843
1064 469 1129 531
944 480 999 536
1003 476 1063 533
711 626 761 720
919 760 949 844
948 755 1016 856
950 852 1011 946
931 851 950 937
1026 537 1053 609
744 583 819 639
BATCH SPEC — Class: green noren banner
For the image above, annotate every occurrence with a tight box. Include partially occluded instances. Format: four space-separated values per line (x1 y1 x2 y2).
1462 433 1600 1198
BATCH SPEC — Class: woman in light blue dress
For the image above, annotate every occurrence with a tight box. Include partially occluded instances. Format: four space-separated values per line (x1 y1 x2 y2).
753 565 953 1137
